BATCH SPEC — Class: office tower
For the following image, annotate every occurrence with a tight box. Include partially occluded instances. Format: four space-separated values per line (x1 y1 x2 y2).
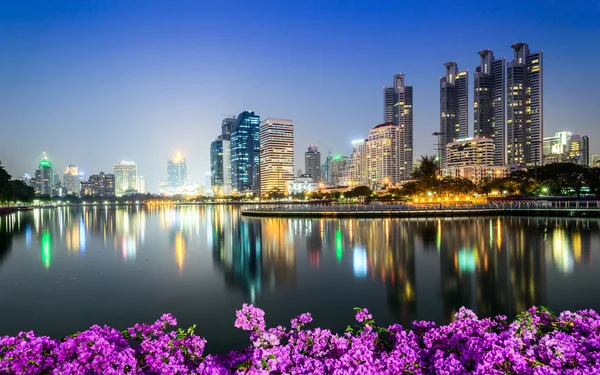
231 111 260 193
113 161 137 197
304 145 321 182
63 165 81 196
327 156 349 187
259 118 294 194
591 154 599 168
544 131 590 166
569 135 589 167
221 117 236 141
167 152 187 187
474 50 506 165
507 42 543 169
33 152 54 196
210 137 225 189
137 176 146 194
383 74 414 179
440 62 468 166
366 123 401 188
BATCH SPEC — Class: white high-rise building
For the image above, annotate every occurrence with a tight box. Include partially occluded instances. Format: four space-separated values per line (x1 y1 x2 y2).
63 165 81 196
366 123 401 188
113 161 138 197
259 118 294 194
137 176 146 194
442 137 507 182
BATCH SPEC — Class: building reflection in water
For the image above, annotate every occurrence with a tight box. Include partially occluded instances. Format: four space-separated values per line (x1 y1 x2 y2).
2 207 599 325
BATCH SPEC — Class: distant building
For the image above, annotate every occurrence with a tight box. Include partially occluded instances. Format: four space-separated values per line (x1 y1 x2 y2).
167 152 187 187
506 42 543 170
33 152 55 196
210 137 225 187
83 172 115 197
592 154 599 167
231 111 260 193
259 118 294 194
63 165 81 196
440 62 469 167
384 74 414 179
287 175 318 194
304 145 321 182
137 176 146 194
328 156 349 187
113 161 137 197
543 131 589 166
441 137 507 182
343 139 368 187
474 50 505 165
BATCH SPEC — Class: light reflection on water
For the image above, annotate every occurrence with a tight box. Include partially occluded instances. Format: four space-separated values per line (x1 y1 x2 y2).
0 206 599 353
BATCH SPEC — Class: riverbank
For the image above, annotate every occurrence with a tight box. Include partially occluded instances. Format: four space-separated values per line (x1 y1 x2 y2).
0 206 32 216
242 201 600 218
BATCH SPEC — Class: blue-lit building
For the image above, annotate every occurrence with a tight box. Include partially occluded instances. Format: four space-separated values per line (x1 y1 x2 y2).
231 111 260 193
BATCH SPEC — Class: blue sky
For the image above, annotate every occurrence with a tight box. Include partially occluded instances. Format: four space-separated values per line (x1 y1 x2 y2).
1 0 599 190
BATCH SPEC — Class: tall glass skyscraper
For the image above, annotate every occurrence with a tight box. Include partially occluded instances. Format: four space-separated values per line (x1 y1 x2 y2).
34 152 54 196
167 152 187 187
210 137 225 188
231 111 260 193
383 74 413 180
474 50 506 166
440 62 468 166
507 42 543 170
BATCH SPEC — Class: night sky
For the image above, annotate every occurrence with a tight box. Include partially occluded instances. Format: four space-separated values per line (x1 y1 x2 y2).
1 0 599 191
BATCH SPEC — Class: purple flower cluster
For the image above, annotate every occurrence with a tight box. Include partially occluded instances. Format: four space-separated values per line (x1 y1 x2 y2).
2 305 600 374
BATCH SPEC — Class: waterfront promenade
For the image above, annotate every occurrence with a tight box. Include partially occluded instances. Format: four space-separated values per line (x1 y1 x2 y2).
242 200 600 218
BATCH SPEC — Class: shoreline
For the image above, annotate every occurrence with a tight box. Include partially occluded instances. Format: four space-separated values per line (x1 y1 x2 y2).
241 203 600 218
0 206 32 216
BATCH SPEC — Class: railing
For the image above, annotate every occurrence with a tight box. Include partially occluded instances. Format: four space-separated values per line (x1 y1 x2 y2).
241 200 600 216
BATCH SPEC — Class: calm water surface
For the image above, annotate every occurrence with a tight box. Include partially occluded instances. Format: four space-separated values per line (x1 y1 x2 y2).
1 205 600 353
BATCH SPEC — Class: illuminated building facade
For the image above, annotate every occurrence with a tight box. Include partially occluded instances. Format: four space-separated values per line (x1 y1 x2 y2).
259 118 294 194
82 172 115 196
344 139 368 187
304 145 321 182
474 50 506 165
440 62 469 167
113 161 137 197
507 42 543 170
167 152 187 187
442 137 507 183
210 137 225 188
33 152 55 196
63 165 81 196
137 176 146 194
384 74 413 180
366 123 401 188
543 131 590 166
287 175 318 194
231 111 260 193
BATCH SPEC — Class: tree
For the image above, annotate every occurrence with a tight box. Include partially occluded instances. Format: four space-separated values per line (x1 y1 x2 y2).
412 155 438 181
348 185 372 198
267 187 285 200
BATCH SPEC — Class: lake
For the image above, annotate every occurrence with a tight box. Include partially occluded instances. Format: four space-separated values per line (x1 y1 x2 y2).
1 205 599 353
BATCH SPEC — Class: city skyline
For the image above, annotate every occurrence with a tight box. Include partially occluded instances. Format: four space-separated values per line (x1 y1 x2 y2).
1 1 600 190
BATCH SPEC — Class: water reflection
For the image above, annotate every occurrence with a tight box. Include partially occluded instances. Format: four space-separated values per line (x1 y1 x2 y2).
1 207 599 332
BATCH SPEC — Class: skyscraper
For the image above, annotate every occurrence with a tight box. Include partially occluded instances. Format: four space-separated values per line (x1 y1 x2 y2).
210 137 225 188
137 176 146 194
167 152 187 187
63 165 81 196
327 156 349 187
304 145 321 182
33 152 54 196
84 172 115 196
113 161 137 197
259 118 294 194
474 50 506 165
231 111 260 193
221 117 236 141
507 42 543 170
383 74 413 179
440 62 468 166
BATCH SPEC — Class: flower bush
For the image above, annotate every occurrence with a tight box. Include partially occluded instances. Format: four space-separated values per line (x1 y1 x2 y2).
2 305 600 374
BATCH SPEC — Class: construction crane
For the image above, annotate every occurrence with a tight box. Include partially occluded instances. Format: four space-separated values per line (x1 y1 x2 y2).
317 141 332 158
